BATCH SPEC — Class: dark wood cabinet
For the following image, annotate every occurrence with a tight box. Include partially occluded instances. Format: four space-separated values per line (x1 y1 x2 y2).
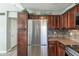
65 13 68 28
48 16 51 28
18 13 28 29
28 4 79 29
29 15 61 29
60 15 64 28
77 4 79 12
48 15 61 29
56 16 60 28
17 12 28 56
62 13 68 29
70 8 75 28
48 41 57 56
61 4 79 29
48 41 65 56
18 30 27 56
56 42 65 56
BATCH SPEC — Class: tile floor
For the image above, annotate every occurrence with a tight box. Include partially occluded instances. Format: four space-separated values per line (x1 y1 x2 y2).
0 46 17 56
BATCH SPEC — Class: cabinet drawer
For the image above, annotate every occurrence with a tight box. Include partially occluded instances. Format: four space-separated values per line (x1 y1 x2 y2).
48 41 57 45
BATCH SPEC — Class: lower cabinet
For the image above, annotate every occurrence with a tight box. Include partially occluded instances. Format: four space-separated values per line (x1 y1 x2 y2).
56 42 65 56
48 44 56 56
48 41 65 56
17 30 28 56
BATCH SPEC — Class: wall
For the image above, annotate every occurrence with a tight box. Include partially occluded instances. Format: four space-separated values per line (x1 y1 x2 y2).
0 12 7 53
0 4 23 53
7 17 11 52
7 11 18 52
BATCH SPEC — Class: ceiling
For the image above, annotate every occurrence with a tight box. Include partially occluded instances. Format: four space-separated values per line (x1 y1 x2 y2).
21 3 76 15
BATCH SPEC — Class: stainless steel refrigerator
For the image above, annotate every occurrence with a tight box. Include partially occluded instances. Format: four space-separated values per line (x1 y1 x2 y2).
28 19 48 56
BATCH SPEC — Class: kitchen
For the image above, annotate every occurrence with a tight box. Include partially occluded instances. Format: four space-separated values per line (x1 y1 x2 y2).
17 3 79 56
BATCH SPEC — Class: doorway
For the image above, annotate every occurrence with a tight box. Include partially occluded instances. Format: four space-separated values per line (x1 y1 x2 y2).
7 17 17 55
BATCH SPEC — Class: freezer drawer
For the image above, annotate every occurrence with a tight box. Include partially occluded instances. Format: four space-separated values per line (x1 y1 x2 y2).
28 46 41 56
28 46 48 56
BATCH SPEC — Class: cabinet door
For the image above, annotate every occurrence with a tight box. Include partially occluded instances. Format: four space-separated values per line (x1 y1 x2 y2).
68 11 71 28
48 45 56 56
48 41 57 56
54 16 57 29
18 12 28 56
60 15 64 28
70 8 75 28
57 16 60 29
63 13 68 28
17 30 28 56
48 16 51 28
18 13 28 29
73 6 77 28
52 16 55 29
65 13 68 28
51 16 54 28
77 4 79 12
56 42 65 56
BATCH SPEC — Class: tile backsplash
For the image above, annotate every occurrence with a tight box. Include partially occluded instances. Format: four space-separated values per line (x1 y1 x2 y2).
69 30 79 42
48 28 79 42
48 28 70 38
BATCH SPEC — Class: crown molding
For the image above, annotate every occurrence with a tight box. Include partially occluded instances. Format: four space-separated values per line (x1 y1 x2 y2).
61 3 77 15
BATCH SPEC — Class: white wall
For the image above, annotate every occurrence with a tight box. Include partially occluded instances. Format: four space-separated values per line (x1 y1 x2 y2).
0 12 7 53
0 4 23 12
0 3 24 53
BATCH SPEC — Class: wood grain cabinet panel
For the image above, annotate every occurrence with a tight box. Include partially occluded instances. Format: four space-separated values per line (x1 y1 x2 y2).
53 16 56 29
18 13 28 29
70 8 75 28
73 6 77 28
60 15 64 28
61 4 79 29
18 13 28 56
56 42 65 56
48 45 57 56
65 13 68 28
48 41 65 56
48 16 51 28
57 16 60 28
50 16 54 28
67 11 71 28
77 4 79 12
18 30 27 56
48 41 57 56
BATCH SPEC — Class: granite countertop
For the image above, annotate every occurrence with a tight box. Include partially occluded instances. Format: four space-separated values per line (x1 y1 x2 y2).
48 37 79 45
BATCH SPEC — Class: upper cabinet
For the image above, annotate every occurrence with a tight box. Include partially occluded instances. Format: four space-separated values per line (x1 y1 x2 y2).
61 4 79 29
28 4 79 29
77 4 79 12
18 12 28 29
29 15 61 29
18 12 28 56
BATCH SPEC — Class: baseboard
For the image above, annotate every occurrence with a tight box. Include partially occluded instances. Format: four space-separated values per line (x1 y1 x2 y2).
0 51 7 53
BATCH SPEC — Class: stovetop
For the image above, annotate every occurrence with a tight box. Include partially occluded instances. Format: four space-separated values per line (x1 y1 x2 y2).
66 45 79 53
